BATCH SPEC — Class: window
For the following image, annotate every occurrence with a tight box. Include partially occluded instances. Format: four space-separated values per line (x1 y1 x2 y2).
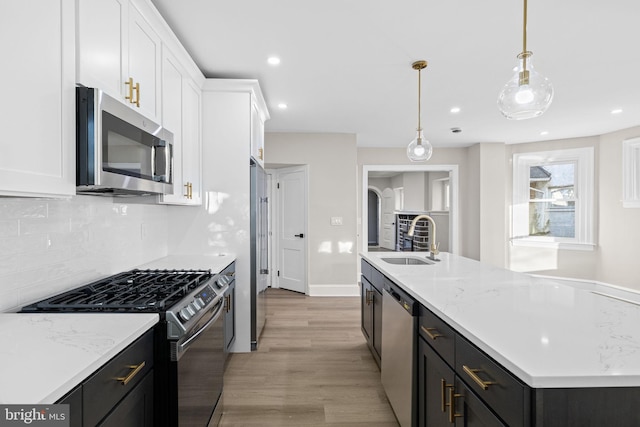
512 147 595 250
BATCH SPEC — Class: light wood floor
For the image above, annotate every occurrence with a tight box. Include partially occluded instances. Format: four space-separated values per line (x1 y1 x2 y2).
219 288 398 426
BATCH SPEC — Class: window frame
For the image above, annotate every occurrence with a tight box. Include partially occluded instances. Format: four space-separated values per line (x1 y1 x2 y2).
512 147 595 250
622 137 640 208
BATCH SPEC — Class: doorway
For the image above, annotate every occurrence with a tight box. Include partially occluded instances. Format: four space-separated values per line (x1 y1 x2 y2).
367 189 380 247
362 165 459 254
269 165 308 294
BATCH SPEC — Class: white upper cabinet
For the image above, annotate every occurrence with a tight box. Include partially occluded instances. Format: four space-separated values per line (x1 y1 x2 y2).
77 0 161 122
0 0 75 197
159 47 202 206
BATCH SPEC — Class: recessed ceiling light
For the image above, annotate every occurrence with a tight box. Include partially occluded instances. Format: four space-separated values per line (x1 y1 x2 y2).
267 56 281 66
611 108 623 114
540 131 549 136
277 103 288 109
450 107 461 114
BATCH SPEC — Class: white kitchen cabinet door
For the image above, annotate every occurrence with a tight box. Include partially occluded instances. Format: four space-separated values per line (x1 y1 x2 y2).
127 3 161 122
76 0 160 122
159 48 201 206
250 100 265 167
76 0 127 100
0 0 75 197
181 78 203 206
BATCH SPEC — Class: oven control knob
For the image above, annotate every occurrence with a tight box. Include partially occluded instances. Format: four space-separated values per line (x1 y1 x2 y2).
190 302 201 313
179 308 191 321
192 299 202 310
196 297 205 307
186 305 196 316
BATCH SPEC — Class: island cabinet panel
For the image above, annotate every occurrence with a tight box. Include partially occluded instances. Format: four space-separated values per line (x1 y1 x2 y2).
360 259 383 367
455 335 530 427
532 387 640 426
418 337 455 427
57 385 82 427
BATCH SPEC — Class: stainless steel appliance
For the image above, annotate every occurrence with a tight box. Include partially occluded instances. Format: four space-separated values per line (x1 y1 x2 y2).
381 280 417 427
76 87 174 196
22 263 235 427
250 158 269 350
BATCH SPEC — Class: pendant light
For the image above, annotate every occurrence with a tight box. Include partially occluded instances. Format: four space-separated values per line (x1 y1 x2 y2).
497 0 553 120
407 60 433 162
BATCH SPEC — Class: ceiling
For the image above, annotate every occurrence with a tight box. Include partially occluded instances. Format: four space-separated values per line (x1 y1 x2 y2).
150 0 640 149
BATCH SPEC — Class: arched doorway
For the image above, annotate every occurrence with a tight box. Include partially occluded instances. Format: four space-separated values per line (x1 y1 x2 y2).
367 189 380 247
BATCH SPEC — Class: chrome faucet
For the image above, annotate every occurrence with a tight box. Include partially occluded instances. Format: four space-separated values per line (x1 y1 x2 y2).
407 214 440 261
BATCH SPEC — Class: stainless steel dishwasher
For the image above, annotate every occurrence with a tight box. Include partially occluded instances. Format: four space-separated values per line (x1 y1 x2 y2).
381 280 416 427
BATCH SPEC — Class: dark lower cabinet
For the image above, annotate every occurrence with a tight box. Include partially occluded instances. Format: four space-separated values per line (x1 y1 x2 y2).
55 329 154 427
99 371 154 427
453 378 505 427
418 337 455 427
361 274 382 366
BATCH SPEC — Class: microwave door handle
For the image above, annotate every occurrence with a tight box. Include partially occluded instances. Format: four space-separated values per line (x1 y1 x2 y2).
151 141 170 183
151 145 157 180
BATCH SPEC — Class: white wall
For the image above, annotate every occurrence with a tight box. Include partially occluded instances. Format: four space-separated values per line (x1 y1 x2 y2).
0 196 168 312
265 132 358 296
597 126 640 289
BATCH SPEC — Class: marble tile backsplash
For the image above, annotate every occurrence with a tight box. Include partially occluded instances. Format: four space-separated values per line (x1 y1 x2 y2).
0 196 168 312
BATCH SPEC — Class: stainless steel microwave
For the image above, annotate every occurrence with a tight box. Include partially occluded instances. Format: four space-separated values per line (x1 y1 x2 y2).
76 87 173 196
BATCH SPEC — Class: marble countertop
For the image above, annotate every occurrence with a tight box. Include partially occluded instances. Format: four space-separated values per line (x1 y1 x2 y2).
138 253 235 273
0 313 158 404
361 251 640 388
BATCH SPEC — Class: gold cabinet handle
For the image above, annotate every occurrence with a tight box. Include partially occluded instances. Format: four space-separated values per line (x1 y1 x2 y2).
440 379 454 412
224 294 231 313
258 147 264 160
421 325 444 340
365 289 373 305
125 77 134 103
115 361 146 386
448 387 463 423
184 182 193 199
462 365 497 390
134 82 140 107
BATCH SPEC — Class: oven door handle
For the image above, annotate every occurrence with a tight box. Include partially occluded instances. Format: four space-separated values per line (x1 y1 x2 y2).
177 299 224 359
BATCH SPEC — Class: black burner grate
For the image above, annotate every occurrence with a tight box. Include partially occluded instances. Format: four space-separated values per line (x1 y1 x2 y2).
22 269 213 312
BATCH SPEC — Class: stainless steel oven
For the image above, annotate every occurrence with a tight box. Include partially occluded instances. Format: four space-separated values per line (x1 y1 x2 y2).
76 86 174 196
21 263 235 427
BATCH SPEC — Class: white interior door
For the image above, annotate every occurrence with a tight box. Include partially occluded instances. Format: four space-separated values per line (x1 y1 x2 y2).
380 188 396 250
276 166 307 293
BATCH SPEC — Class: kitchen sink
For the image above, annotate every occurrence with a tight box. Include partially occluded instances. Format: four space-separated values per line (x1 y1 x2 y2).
381 257 433 265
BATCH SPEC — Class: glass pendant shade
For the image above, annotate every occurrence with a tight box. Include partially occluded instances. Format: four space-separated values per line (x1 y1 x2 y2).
497 52 554 120
407 129 433 162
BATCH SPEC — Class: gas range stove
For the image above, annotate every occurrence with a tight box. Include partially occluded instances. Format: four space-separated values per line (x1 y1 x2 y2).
21 268 232 340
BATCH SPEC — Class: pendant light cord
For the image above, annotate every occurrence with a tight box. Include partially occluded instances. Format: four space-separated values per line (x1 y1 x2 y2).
417 68 422 131
522 0 528 71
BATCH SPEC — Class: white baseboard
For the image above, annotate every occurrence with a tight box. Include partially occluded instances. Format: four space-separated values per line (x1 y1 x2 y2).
308 284 360 297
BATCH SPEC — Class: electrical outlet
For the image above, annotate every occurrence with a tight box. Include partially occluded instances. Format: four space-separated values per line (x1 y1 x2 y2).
330 217 343 226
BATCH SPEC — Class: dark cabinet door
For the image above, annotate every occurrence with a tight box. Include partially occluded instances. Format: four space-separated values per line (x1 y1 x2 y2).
361 275 374 342
454 378 506 427
99 371 154 427
418 337 455 427
372 285 382 360
57 385 82 427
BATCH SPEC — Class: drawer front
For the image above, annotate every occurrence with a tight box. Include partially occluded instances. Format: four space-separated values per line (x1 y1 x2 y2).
419 304 455 366
455 335 528 427
370 267 384 292
83 329 154 426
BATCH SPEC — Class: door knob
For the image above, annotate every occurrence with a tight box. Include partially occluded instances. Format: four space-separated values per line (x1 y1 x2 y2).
294 234 304 238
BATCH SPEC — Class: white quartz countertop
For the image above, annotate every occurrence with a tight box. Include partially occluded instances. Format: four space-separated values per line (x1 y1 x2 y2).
138 253 235 273
0 313 158 404
361 251 640 388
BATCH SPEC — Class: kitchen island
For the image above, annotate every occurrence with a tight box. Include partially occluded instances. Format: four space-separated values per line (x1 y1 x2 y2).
361 251 640 426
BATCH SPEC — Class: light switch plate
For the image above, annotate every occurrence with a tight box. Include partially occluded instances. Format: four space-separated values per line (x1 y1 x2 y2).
330 217 343 226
